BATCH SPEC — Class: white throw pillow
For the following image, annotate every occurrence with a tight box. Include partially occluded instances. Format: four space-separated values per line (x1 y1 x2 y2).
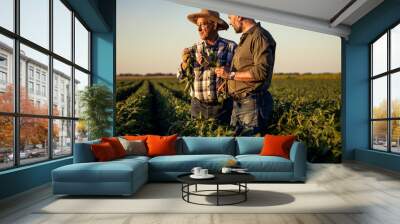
118 137 147 156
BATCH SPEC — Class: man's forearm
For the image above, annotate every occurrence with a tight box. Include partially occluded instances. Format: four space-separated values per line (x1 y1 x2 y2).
234 71 257 81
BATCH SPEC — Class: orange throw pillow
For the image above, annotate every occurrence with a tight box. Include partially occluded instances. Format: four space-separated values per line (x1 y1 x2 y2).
101 137 127 158
91 142 117 162
260 135 296 159
146 134 178 157
124 135 148 141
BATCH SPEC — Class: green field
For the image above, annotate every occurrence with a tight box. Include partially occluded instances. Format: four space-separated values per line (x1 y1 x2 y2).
116 74 341 162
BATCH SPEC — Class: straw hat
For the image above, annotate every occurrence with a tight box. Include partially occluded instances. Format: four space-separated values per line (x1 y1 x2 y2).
187 9 229 30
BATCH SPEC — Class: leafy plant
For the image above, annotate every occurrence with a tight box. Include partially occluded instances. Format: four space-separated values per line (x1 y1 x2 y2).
115 74 342 162
79 84 113 140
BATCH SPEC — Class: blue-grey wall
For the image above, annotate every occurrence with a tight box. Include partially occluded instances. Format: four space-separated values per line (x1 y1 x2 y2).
343 0 400 171
0 158 72 199
0 0 116 200
91 0 116 136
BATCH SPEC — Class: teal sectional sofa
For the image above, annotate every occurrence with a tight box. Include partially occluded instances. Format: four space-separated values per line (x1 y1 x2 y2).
52 137 307 196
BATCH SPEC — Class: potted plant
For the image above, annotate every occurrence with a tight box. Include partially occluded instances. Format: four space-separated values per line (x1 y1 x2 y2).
79 84 113 140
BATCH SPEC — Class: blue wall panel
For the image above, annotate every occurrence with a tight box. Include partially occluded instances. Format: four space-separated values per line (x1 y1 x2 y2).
92 32 115 135
343 0 400 171
0 158 72 199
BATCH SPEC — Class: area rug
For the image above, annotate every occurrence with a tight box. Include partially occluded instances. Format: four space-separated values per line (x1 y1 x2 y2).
37 183 362 214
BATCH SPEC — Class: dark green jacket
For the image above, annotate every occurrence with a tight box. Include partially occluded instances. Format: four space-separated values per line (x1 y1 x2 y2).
228 23 276 97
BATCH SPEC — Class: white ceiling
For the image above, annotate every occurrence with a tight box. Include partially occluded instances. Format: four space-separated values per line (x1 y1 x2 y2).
166 0 384 38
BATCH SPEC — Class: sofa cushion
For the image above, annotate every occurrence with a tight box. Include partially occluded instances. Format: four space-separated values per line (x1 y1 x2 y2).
91 142 118 161
260 135 296 159
118 137 147 156
149 154 235 172
235 137 264 155
101 137 127 158
147 134 178 157
53 159 147 183
236 155 293 172
179 137 235 155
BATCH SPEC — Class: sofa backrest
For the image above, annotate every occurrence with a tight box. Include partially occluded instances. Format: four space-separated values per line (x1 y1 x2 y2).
235 137 264 155
74 136 268 162
73 139 101 163
177 137 236 155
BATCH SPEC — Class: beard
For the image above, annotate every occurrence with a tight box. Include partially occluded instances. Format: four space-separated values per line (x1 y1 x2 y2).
233 24 242 33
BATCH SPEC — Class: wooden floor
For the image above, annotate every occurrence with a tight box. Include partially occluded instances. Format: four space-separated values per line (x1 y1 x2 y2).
1 162 400 224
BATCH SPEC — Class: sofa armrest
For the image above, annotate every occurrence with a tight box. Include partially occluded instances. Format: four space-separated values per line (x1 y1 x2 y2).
289 141 307 181
73 140 100 163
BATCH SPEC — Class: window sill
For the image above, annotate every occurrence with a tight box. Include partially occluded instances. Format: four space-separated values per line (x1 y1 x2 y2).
0 156 72 176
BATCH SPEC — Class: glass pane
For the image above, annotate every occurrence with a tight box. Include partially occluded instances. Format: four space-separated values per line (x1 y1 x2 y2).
53 0 72 60
75 120 88 143
53 59 72 117
372 33 387 76
391 120 400 153
0 0 14 31
74 18 89 70
53 119 72 157
20 0 49 49
392 24 400 70
0 116 13 170
372 76 387 119
20 117 49 165
0 34 14 112
74 69 89 118
391 72 400 118
372 121 388 151
20 44 49 115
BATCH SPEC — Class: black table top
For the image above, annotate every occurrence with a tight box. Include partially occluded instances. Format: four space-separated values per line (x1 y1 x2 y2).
177 172 255 185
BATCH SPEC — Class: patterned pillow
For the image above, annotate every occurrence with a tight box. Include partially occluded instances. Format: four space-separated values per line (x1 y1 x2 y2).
118 137 147 156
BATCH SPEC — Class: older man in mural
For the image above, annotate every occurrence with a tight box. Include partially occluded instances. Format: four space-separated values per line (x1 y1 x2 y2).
216 15 276 136
177 9 237 123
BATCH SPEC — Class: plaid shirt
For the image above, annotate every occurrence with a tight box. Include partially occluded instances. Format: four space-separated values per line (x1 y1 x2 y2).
177 37 237 103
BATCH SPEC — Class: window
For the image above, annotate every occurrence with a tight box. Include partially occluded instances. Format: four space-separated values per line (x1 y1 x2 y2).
0 116 13 170
53 119 72 158
53 59 72 117
0 54 8 89
35 70 41 81
0 71 6 85
20 0 49 49
36 84 40 95
0 0 14 32
0 55 7 67
370 22 400 154
75 18 89 70
28 67 34 80
42 85 46 97
28 81 34 94
0 34 13 113
53 0 72 60
0 0 91 170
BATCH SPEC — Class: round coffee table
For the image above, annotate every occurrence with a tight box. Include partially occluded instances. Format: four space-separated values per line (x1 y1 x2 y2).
177 173 255 206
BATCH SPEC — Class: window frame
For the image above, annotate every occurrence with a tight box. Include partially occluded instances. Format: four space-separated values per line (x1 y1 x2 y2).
370 20 400 154
0 0 92 171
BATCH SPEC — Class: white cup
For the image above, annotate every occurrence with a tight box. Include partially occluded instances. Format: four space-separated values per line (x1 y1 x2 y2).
221 167 232 174
191 167 202 176
200 169 208 176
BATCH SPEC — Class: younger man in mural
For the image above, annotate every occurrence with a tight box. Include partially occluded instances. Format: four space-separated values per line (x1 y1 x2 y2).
216 15 276 136
177 9 237 123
